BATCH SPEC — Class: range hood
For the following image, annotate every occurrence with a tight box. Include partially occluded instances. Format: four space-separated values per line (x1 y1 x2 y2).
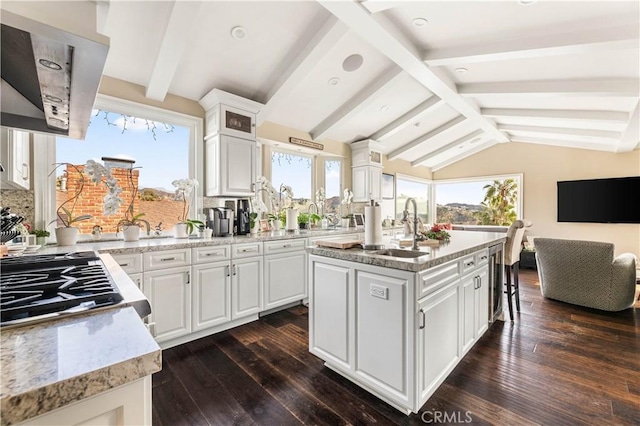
0 9 109 140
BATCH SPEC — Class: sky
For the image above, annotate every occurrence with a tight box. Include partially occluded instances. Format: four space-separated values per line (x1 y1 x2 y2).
56 110 189 191
435 181 490 205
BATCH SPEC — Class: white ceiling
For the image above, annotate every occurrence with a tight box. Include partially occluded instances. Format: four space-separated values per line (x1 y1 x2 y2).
97 0 640 168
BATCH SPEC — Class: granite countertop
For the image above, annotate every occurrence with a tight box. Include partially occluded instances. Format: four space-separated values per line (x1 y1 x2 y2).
36 227 381 256
0 307 161 425
307 230 506 272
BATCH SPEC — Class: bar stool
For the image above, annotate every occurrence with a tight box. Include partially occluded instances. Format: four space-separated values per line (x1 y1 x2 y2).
504 219 533 321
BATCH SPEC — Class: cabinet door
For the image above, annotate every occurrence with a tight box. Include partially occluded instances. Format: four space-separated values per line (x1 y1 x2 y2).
369 166 382 201
461 275 476 354
192 261 231 331
475 268 489 338
263 251 306 310
352 166 368 202
220 135 256 196
231 256 262 319
418 281 460 401
309 258 351 369
143 266 191 342
355 270 408 396
0 128 30 190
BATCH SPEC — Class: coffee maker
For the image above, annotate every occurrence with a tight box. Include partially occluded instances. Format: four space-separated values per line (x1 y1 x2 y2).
236 199 250 235
207 207 234 237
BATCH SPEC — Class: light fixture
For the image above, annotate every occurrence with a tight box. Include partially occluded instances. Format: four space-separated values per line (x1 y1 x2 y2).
518 0 538 5
380 105 389 112
328 77 340 86
455 67 468 74
38 59 62 70
458 145 465 149
44 94 62 103
412 17 428 27
230 26 247 40
342 54 364 72
414 122 421 127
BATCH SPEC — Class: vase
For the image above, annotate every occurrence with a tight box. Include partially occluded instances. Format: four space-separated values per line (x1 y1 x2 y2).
36 236 46 246
250 224 259 235
342 218 351 228
271 220 281 231
122 225 140 242
174 223 189 238
55 227 78 246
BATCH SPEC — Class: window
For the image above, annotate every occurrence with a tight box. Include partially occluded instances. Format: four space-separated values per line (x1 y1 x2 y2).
37 95 203 239
271 150 313 211
324 159 342 216
434 175 522 225
395 175 431 223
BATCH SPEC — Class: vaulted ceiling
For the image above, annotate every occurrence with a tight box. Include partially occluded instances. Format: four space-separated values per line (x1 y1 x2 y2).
101 1 639 169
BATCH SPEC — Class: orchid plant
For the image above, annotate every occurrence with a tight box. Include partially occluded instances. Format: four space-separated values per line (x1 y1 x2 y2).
315 187 325 217
172 178 203 234
342 188 354 219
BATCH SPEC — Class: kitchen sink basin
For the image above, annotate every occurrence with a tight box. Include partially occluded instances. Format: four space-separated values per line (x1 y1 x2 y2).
372 248 429 258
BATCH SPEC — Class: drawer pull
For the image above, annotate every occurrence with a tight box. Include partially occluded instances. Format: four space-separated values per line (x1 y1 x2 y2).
233 264 237 276
465 261 475 267
186 272 190 284
240 248 257 253
120 263 130 267
419 309 426 329
160 257 176 261
205 253 219 257
226 265 230 277
282 244 290 248
480 255 488 260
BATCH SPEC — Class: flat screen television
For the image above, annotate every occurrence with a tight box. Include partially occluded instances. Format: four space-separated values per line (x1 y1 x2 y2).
557 176 640 224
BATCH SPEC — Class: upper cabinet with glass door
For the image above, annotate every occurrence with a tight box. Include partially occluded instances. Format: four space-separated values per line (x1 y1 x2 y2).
0 128 31 190
200 89 263 141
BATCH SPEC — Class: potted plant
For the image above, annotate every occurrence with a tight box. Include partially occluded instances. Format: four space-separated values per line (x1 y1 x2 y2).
341 189 354 228
49 161 122 246
172 178 203 238
116 167 151 242
249 212 259 234
341 214 353 228
31 229 50 246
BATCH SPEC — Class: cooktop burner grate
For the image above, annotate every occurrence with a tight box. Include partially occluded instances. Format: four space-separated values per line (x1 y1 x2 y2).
0 251 123 326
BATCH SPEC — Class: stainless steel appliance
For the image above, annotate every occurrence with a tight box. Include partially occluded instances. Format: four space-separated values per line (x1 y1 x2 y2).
236 199 250 235
0 251 124 327
208 207 234 237
488 243 504 322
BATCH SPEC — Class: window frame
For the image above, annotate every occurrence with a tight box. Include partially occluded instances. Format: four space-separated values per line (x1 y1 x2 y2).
34 94 204 242
395 173 433 222
323 157 343 216
433 173 524 224
270 147 316 204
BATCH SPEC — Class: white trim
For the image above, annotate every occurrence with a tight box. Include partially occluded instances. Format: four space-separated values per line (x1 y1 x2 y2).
394 173 434 222
270 147 316 204
35 94 203 241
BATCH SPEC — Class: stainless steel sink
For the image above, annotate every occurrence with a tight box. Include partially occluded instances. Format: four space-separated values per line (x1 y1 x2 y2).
372 248 429 258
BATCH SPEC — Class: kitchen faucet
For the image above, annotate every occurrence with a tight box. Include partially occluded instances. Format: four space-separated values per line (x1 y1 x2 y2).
402 198 419 250
306 203 319 228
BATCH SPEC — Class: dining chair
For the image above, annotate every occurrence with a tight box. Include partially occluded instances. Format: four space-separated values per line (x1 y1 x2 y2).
504 219 533 321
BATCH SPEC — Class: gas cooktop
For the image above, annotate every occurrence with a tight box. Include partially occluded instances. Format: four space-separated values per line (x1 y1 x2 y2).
0 251 124 327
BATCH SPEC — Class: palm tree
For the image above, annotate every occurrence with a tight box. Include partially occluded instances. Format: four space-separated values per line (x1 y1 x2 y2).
475 179 518 225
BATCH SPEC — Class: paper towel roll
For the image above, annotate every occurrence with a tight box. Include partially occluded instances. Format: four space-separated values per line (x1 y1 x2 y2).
286 209 298 231
364 205 383 248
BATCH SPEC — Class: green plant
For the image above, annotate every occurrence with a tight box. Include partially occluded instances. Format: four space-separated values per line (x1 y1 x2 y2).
249 212 258 228
117 212 151 235
49 163 92 227
30 229 50 238
297 213 309 224
184 218 204 235
420 224 451 241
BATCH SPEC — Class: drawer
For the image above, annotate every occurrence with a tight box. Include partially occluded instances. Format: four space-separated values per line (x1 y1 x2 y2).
111 253 143 274
462 254 480 275
418 259 460 299
264 238 307 255
144 249 191 271
476 249 489 267
232 242 263 259
192 245 231 264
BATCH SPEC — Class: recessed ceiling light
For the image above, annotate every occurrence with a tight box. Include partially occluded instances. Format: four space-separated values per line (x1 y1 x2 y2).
380 105 389 112
230 26 247 40
458 145 465 149
414 122 421 127
44 94 63 103
328 77 340 86
342 54 364 72
38 59 62 70
518 0 538 5
412 17 428 27
455 67 468 74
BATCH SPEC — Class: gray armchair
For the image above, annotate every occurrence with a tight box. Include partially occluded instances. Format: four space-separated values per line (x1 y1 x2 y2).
535 238 637 311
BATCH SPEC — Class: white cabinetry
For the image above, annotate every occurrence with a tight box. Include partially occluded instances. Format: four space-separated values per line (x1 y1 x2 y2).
350 139 383 202
263 239 307 310
0 127 31 190
143 265 191 343
231 255 263 319
191 260 231 331
199 88 263 197
204 133 256 196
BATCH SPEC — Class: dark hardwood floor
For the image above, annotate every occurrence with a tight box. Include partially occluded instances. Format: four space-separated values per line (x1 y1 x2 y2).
153 269 640 425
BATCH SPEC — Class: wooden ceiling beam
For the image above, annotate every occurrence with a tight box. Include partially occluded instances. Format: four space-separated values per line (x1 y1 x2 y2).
616 101 640 152
388 115 467 160
482 108 630 124
310 67 404 141
424 25 639 66
459 79 640 97
258 16 348 126
145 0 203 101
370 96 443 141
411 129 484 166
498 124 621 140
317 0 508 145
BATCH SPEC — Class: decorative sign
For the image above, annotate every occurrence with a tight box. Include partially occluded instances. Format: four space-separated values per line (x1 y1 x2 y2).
289 137 324 151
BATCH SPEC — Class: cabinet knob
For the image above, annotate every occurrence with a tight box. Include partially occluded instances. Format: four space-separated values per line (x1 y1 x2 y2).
419 309 426 329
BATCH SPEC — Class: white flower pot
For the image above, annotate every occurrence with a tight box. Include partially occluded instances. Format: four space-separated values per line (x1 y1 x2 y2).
174 223 189 238
55 227 78 246
122 225 140 242
271 220 281 231
342 218 351 228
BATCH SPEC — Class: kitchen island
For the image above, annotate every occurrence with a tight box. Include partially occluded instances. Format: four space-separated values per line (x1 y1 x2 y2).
306 230 505 414
0 255 161 426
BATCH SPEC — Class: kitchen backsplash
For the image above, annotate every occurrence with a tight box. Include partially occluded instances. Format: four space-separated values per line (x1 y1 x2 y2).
0 189 35 227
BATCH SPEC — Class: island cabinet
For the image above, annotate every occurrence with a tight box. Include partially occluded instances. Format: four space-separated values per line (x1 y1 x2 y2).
309 247 491 414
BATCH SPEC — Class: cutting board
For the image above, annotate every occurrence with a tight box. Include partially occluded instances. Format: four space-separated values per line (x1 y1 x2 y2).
314 238 363 249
